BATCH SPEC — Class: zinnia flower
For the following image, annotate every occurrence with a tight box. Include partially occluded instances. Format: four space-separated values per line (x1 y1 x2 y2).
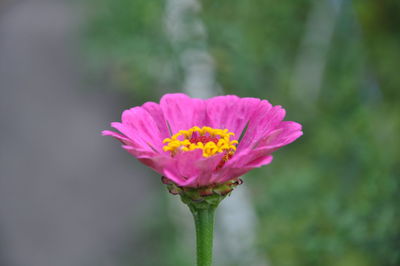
102 93 302 188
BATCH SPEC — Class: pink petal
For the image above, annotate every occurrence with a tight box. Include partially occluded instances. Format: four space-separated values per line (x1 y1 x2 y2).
211 166 252 184
245 155 274 168
102 130 132 145
161 150 225 187
238 102 285 150
226 121 302 172
190 152 225 187
102 130 164 172
121 145 159 160
212 155 274 184
142 101 170 138
165 149 205 185
217 120 302 184
119 106 165 152
206 95 261 140
102 128 153 154
160 93 206 134
256 121 303 149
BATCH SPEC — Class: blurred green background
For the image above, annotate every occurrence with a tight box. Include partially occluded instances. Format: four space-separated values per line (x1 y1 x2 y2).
84 0 399 265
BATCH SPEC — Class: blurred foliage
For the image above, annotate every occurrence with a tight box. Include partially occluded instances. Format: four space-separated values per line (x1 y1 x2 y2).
84 0 400 265
83 0 180 101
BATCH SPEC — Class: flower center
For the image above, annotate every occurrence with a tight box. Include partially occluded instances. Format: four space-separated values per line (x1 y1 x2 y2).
162 126 238 158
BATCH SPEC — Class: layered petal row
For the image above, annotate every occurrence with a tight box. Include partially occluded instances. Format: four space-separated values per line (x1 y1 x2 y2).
103 93 303 187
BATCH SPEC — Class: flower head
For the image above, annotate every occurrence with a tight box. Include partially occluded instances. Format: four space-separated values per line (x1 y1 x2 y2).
103 93 302 188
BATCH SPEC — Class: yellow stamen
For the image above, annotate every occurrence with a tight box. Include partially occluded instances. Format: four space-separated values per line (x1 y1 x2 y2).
162 126 238 158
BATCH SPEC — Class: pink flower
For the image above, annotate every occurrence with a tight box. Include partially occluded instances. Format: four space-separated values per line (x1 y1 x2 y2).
103 93 302 188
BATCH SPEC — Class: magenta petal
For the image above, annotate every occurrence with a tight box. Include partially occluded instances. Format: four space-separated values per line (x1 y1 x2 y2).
190 152 225 187
170 149 205 184
245 155 274 168
211 166 252 184
120 106 165 152
102 130 163 171
212 154 273 184
162 150 225 187
226 120 302 172
257 121 303 149
160 150 204 186
121 145 158 159
238 102 285 150
102 130 132 145
102 128 154 154
206 95 261 139
160 93 206 134
142 101 170 139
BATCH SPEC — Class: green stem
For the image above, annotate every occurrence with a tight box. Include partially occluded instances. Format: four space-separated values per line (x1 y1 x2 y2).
191 206 216 266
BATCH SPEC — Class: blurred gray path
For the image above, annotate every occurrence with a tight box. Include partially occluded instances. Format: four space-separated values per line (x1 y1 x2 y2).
0 1 154 266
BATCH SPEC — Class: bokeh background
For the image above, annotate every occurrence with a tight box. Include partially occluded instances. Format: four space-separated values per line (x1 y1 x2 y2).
0 0 399 265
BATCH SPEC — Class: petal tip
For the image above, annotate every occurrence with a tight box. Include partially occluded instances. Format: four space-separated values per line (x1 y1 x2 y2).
101 130 113 136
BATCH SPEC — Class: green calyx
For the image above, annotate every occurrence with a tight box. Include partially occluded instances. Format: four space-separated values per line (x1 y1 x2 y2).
161 176 243 209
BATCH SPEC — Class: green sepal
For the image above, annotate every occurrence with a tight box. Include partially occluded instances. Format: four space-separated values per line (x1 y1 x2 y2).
161 176 243 209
